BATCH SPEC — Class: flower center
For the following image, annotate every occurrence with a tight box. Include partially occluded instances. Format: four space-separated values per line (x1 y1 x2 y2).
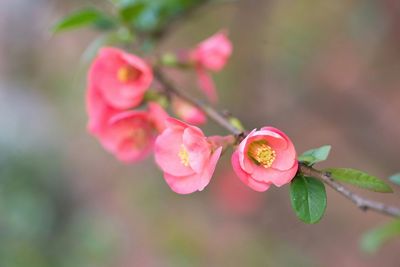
117 66 140 83
178 144 190 167
130 128 147 149
247 140 276 168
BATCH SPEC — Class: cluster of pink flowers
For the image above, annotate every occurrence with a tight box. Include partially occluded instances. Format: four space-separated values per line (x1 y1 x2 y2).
87 32 298 194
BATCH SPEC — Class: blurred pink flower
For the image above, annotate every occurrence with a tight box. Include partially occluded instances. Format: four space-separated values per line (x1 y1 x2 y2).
89 47 153 109
86 82 120 150
172 98 206 125
190 31 233 102
105 110 156 163
87 85 169 162
231 127 298 192
212 168 264 216
154 118 222 194
192 31 233 71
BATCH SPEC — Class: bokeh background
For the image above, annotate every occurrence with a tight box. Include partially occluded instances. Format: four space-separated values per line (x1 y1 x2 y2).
1 0 400 266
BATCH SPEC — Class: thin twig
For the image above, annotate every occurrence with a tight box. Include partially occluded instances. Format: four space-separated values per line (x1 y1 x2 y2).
154 67 400 218
154 68 242 136
300 164 400 217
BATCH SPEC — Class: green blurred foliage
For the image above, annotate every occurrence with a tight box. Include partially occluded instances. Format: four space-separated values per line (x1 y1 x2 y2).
0 151 118 267
361 220 400 253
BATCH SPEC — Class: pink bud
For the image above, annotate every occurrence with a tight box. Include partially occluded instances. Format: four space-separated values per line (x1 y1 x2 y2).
190 31 233 103
172 98 206 125
231 127 298 192
154 118 222 194
191 31 233 71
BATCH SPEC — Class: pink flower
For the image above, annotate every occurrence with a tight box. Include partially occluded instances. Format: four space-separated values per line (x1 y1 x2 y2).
89 47 153 109
86 82 119 150
231 127 298 192
192 31 233 71
105 111 156 162
172 98 206 125
190 31 233 102
87 85 168 162
154 118 222 194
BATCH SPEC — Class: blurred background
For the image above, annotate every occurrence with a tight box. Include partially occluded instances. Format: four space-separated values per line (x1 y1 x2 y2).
1 0 400 266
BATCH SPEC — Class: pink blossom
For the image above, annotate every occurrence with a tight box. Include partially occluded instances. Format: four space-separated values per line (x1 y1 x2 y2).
191 31 233 71
87 84 168 162
190 31 233 102
105 110 156 163
86 81 120 151
231 127 298 192
154 118 222 194
172 98 206 125
89 47 153 109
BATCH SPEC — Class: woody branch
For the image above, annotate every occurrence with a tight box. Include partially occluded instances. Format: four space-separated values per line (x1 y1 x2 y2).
154 68 400 218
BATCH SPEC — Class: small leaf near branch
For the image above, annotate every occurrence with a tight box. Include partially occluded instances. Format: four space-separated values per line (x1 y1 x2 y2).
325 168 393 193
389 173 400 186
290 175 327 224
298 145 331 166
53 8 114 33
361 220 400 253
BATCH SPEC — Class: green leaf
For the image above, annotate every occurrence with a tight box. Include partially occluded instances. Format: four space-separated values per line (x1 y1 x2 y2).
119 2 146 23
298 145 331 166
326 168 393 193
361 220 400 253
290 175 327 224
52 8 112 33
389 173 400 186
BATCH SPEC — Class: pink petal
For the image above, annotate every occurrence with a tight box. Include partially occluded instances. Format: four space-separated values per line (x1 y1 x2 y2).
231 151 271 192
164 117 189 131
154 129 195 177
182 127 209 173
251 162 298 187
238 129 257 173
163 147 222 194
115 138 153 163
148 102 170 132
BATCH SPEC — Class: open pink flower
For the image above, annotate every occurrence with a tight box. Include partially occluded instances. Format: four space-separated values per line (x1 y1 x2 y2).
190 31 232 102
154 118 222 194
172 98 206 125
89 47 153 109
231 127 298 192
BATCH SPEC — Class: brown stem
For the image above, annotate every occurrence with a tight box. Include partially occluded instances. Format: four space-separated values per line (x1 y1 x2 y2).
154 67 400 218
300 164 400 217
154 68 243 136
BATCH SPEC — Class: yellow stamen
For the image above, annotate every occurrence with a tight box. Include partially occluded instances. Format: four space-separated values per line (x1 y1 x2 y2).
117 66 140 83
178 144 190 167
247 140 276 168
